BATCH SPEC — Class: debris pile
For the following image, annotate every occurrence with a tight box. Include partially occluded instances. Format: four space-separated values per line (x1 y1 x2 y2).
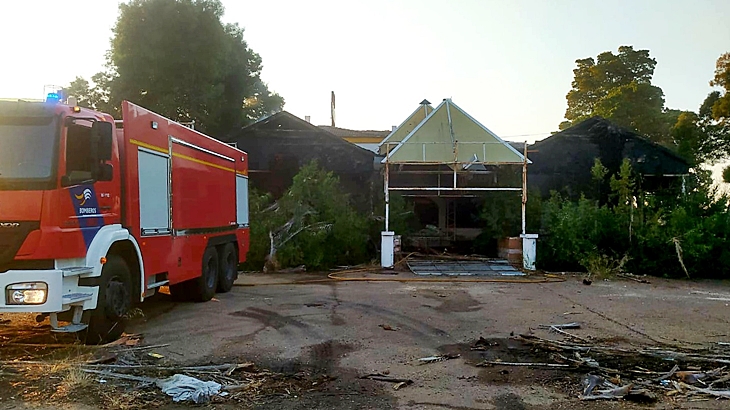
477 333 730 402
0 332 332 407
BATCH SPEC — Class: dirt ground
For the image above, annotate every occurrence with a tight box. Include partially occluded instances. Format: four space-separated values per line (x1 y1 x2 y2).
2 271 730 409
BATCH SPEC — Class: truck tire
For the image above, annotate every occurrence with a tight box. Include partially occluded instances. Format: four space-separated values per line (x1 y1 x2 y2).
188 247 219 302
217 243 238 293
84 255 133 344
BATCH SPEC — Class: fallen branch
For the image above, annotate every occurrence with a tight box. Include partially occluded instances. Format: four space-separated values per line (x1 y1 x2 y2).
80 363 254 373
549 325 591 344
539 322 581 330
359 373 413 384
476 361 570 368
81 368 157 383
673 237 691 279
680 382 730 399
653 364 679 382
0 343 91 349
111 343 170 352
393 380 412 390
580 384 633 401
711 374 730 387
417 354 460 365
617 273 650 284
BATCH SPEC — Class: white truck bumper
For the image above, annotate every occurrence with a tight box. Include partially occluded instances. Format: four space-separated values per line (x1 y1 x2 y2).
0 269 98 313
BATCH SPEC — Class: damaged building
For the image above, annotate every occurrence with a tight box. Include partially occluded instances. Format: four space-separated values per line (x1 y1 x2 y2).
525 117 691 200
225 111 378 211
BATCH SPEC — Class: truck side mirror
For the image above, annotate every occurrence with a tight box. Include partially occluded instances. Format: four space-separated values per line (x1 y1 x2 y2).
92 121 113 161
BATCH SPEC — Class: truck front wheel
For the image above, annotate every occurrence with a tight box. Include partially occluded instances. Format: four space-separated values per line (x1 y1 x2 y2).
84 255 133 344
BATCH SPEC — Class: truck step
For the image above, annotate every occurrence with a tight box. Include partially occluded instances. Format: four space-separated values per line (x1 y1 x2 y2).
62 293 93 304
51 323 88 333
146 280 169 289
62 267 94 277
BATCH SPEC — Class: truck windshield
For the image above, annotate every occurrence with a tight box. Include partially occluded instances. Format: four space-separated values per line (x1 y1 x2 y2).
0 117 57 181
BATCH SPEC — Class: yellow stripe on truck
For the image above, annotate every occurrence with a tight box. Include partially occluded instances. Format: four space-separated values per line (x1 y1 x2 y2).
130 139 247 176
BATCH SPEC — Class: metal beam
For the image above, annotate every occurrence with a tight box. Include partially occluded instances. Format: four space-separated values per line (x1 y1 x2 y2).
388 187 521 191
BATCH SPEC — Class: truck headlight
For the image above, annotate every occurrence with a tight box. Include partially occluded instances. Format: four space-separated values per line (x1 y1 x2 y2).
5 283 48 305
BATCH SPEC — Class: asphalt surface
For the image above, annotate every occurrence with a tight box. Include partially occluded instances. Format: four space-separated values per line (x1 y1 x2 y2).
117 272 730 409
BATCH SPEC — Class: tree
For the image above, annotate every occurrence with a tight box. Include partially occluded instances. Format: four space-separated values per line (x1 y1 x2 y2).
709 53 730 123
67 0 283 138
671 99 730 165
561 46 670 143
669 53 730 165
63 73 115 113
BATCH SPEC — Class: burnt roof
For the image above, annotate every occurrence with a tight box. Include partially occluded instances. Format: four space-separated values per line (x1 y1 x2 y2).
524 117 690 198
317 126 390 139
530 117 690 176
227 111 375 173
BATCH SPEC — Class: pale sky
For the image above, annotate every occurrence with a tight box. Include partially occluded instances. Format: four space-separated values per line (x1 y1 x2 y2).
1 0 728 143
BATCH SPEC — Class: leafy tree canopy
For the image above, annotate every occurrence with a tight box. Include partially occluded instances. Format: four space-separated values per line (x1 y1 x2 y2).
562 47 730 166
710 53 730 123
64 0 283 138
669 53 730 166
561 46 669 142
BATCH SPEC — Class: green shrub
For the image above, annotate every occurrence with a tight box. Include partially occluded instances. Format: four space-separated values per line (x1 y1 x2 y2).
581 253 630 279
536 161 730 279
241 161 371 271
538 194 622 271
477 190 542 252
241 189 277 271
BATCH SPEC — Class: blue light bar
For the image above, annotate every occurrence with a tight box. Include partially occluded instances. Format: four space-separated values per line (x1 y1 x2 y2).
46 92 61 103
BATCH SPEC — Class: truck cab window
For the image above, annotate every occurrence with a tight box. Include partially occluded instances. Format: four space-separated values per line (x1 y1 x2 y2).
66 124 93 181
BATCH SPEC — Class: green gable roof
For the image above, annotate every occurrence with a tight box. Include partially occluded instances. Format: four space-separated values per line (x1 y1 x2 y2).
383 99 527 165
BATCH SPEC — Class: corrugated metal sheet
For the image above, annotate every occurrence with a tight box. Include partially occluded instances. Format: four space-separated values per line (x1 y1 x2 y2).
407 259 525 276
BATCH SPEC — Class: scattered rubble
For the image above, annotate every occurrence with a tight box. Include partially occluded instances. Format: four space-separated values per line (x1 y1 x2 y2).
538 322 581 330
511 334 730 402
360 373 413 390
417 353 460 365
471 336 498 350
0 332 335 407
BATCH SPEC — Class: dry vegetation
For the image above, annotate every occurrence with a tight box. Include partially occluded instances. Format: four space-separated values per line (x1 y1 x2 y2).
0 315 330 409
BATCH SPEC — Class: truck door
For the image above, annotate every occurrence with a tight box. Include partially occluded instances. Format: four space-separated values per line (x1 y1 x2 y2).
62 118 119 248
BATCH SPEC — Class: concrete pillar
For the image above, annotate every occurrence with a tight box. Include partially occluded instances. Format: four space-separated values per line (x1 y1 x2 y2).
381 231 395 268
521 234 538 270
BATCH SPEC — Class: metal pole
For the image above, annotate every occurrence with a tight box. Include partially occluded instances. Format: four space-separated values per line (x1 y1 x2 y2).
385 153 390 232
453 137 459 189
521 141 527 236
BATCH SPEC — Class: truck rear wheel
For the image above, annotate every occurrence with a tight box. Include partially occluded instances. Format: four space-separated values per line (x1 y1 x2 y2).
217 243 238 293
188 247 219 302
84 255 133 344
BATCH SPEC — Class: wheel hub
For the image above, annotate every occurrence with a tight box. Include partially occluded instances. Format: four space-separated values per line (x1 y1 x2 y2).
106 278 130 318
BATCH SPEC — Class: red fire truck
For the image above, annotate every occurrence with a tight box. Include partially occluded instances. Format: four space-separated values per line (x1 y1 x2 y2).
0 97 250 342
